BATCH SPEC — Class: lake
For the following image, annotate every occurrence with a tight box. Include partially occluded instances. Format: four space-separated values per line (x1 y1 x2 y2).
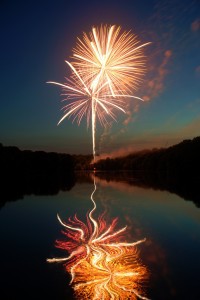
0 172 200 300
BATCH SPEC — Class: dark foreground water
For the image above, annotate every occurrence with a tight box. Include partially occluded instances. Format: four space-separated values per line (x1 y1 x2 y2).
0 172 200 300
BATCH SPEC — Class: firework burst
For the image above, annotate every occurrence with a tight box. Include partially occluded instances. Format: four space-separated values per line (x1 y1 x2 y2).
48 24 150 160
72 25 150 96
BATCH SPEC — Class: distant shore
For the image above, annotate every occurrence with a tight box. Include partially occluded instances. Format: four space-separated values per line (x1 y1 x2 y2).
0 137 200 208
1 136 200 173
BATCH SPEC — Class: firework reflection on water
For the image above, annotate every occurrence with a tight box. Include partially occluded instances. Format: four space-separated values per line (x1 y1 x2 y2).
47 176 149 300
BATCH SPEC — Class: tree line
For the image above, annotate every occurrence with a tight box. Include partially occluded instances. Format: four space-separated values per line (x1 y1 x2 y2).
0 137 200 207
1 136 200 174
94 136 200 176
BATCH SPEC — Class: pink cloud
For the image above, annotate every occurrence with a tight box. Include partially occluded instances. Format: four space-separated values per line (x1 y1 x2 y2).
191 19 200 32
98 46 173 154
96 114 200 161
196 65 200 75
143 50 172 101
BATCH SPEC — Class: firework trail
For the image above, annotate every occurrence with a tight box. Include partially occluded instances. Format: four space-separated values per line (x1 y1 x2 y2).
48 25 150 299
48 25 150 161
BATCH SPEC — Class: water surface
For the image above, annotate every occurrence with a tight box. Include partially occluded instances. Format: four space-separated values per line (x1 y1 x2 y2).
0 173 200 299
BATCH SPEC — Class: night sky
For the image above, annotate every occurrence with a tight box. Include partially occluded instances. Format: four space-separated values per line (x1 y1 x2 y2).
1 0 200 156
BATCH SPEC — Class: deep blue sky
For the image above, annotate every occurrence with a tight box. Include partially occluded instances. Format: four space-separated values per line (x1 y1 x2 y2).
1 0 200 155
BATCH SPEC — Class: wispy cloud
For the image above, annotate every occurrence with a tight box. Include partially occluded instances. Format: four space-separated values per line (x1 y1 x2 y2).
195 65 200 75
97 112 200 160
143 50 172 101
97 47 172 155
98 124 112 154
98 0 199 156
191 19 200 32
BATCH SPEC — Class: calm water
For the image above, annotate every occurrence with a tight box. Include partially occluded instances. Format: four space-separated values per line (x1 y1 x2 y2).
0 173 200 300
